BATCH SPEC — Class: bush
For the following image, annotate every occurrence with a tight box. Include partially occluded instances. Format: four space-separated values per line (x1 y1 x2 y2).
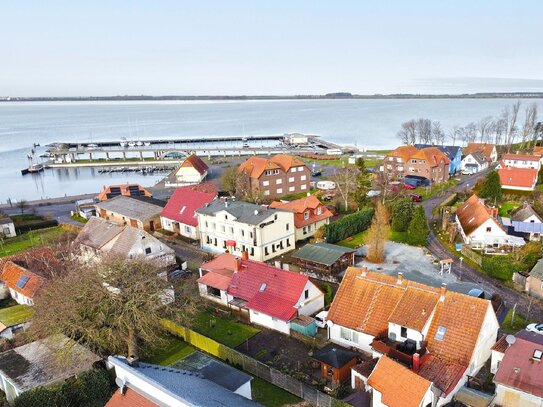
15 220 59 233
391 198 414 232
482 242 542 281
406 206 429 246
14 368 115 407
320 283 333 307
323 208 374 243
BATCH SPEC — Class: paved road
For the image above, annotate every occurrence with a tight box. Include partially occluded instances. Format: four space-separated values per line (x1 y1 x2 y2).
422 171 543 320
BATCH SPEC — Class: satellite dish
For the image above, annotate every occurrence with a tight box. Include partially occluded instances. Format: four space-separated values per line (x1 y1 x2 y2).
115 377 127 394
505 335 516 345
327 320 334 328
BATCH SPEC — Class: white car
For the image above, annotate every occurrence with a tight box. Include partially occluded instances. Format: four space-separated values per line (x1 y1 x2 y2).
526 323 543 335
315 310 329 328
366 190 381 198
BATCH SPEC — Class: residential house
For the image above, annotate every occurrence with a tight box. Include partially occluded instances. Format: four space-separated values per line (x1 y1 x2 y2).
460 151 489 174
98 183 152 201
492 330 543 407
0 335 99 404
1 261 44 306
0 304 32 339
195 199 295 262
414 144 462 174
75 198 96 219
366 356 433 407
498 167 538 191
455 194 525 252
238 154 311 198
0 216 15 238
95 195 165 232
327 267 499 405
523 259 543 299
75 217 176 270
380 146 450 184
292 242 355 277
106 356 259 407
269 195 333 241
197 253 324 335
174 154 209 184
160 183 217 240
503 203 543 241
463 143 498 163
498 153 541 170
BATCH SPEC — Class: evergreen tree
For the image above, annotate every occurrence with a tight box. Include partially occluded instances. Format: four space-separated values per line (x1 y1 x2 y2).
479 170 503 202
407 205 430 246
354 157 372 207
538 166 543 185
391 198 414 232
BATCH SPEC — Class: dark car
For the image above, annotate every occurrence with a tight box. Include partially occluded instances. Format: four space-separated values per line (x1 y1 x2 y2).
312 170 322 177
409 193 422 202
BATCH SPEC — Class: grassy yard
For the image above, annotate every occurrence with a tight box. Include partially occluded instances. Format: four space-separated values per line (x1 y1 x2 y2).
142 335 196 366
251 377 302 407
498 201 521 217
412 179 459 200
0 226 66 257
501 308 532 334
70 214 88 223
338 229 408 248
0 304 33 326
299 156 350 167
192 311 260 348
280 188 319 201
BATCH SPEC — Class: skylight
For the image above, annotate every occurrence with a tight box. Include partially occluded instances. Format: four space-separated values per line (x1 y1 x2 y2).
179 206 186 214
435 326 447 341
16 275 30 289
259 283 267 292
534 349 542 361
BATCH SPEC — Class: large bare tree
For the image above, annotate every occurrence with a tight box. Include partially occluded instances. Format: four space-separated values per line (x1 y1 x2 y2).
503 101 521 152
331 166 358 211
520 103 538 150
397 119 417 145
366 200 390 263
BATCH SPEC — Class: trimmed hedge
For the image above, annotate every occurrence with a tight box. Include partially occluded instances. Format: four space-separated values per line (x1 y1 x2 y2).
15 220 59 233
323 208 373 243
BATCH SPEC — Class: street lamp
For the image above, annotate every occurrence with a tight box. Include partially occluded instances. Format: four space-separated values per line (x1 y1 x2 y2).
459 257 463 281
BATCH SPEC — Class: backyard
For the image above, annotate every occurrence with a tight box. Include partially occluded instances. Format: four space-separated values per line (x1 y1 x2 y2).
412 179 459 200
142 334 196 366
501 308 533 334
498 201 521 217
192 311 260 348
337 229 408 249
0 304 33 326
0 226 67 257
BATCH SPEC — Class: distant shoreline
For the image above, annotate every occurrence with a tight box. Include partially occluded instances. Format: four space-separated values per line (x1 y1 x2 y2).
2 92 543 102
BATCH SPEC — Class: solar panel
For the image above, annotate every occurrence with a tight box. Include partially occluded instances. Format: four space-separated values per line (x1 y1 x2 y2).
16 275 30 289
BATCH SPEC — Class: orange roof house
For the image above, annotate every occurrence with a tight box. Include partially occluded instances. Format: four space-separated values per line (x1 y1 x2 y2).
98 184 152 201
463 143 498 162
455 194 503 236
381 146 450 184
239 154 306 179
174 154 209 184
1 261 46 304
498 167 538 191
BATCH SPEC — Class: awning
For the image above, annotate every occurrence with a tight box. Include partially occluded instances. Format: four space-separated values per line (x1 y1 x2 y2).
226 240 236 247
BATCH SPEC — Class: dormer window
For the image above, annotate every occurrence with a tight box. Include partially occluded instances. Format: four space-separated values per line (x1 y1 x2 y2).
304 211 310 220
316 207 322 215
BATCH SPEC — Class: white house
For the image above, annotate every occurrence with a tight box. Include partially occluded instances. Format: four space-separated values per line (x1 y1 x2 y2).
195 199 295 262
197 253 324 335
455 194 525 252
174 154 209 184
327 267 499 406
498 153 541 170
460 151 488 174
0 261 44 306
498 167 538 192
0 217 16 238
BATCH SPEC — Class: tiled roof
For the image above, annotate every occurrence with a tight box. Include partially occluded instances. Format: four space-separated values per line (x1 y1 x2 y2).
179 154 209 175
98 184 151 201
105 388 158 407
388 287 439 332
418 354 466 395
414 144 461 161
197 271 233 291
466 151 488 165
502 153 541 162
269 195 332 228
411 147 451 166
201 253 239 275
533 146 543 155
160 184 216 226
239 154 306 179
498 167 538 189
511 204 543 223
0 216 13 225
75 216 124 249
529 258 543 280
312 346 358 368
1 261 45 299
463 143 496 161
293 242 355 266
327 268 439 336
491 335 509 353
367 356 431 407
196 200 281 225
96 195 164 221
456 194 502 236
352 358 378 378
387 145 419 162
494 331 543 398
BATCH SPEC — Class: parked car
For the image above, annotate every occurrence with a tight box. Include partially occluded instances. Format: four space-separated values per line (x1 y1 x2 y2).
408 193 422 202
366 190 381 198
312 170 322 177
315 310 329 328
461 170 472 175
526 323 543 335
388 182 401 192
403 183 416 190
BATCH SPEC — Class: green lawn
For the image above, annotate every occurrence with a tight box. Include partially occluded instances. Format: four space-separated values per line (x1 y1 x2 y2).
70 214 88 224
498 201 521 217
501 308 533 334
0 304 33 326
299 156 350 167
280 188 319 201
251 377 302 407
142 335 196 366
412 179 459 200
389 230 409 244
0 226 66 257
192 311 260 348
337 229 408 248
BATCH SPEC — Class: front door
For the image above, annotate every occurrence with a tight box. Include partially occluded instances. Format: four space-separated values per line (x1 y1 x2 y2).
150 220 155 232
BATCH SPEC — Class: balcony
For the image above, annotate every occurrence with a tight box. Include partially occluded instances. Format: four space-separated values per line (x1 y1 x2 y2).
371 335 428 367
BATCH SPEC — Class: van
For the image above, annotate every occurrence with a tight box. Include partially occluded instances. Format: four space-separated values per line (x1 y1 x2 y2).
315 310 329 328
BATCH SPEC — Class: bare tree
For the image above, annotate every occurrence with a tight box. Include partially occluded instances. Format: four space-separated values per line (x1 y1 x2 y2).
431 121 445 145
331 166 358 211
448 125 460 146
478 116 493 143
520 103 538 150
366 200 390 263
397 120 417 145
416 118 432 144
503 101 521 152
17 199 28 215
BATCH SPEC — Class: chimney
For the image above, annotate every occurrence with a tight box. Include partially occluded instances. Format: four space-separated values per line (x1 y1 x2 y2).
440 283 447 301
127 355 139 367
234 257 241 273
397 272 404 285
412 353 420 373
241 251 249 260
360 268 367 277
225 201 228 208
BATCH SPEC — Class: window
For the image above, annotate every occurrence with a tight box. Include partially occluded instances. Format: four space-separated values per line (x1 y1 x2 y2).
297 167 304 172
435 326 447 341
290 168 296 173
277 188 283 194
185 226 191 233
304 289 309 300
486 227 492 232
289 177 295 182
304 211 310 220
145 247 152 255
263 180 270 186
301 175 307 181
287 239 291 247
264 190 270 196
221 225 226 232
533 349 543 361
340 327 359 343
289 186 295 192
401 326 407 338
276 179 282 185
265 247 269 256
241 229 245 237
286 223 289 231
274 214 278 220
224 214 228 220
317 207 322 215
229 227 234 234
301 184 307 190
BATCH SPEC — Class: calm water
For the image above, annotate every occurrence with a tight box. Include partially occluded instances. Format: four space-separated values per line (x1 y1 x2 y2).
1 98 542 202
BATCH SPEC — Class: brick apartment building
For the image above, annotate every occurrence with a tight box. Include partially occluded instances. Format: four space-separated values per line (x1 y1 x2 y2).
238 154 311 198
381 146 450 184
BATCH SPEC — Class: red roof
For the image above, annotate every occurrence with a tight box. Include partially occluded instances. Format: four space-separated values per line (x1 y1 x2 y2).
180 154 209 175
269 195 333 228
106 388 158 407
503 153 541 162
201 253 239 275
197 271 233 291
418 354 466 395
498 167 538 189
1 261 45 299
160 183 216 226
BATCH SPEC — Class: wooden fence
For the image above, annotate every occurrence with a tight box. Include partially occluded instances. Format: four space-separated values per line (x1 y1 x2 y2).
161 320 349 407
460 245 483 266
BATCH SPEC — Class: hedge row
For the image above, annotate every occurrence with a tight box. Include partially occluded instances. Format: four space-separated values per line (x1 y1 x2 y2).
15 220 59 233
323 208 374 243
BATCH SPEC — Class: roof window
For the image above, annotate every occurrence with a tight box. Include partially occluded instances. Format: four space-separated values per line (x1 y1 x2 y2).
435 326 447 341
259 283 267 292
534 349 542 361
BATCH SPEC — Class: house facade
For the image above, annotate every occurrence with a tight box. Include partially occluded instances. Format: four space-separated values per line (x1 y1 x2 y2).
460 151 488 174
1 261 44 306
327 267 499 406
498 167 538 191
95 195 165 232
174 154 209 184
499 153 541 170
238 154 311 198
269 195 333 241
160 183 217 240
524 259 543 299
463 143 498 163
414 144 462 174
195 199 295 262
197 253 324 335
0 217 16 238
380 146 450 184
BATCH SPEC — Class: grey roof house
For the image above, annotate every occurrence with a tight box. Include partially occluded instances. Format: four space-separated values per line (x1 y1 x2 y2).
95 195 165 232
0 216 16 238
0 335 100 404
293 242 355 276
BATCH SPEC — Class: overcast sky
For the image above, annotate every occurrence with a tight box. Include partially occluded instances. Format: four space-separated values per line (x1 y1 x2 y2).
2 0 543 96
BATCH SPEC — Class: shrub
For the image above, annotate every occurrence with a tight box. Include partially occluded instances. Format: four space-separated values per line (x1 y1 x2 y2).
391 198 414 232
406 206 429 246
323 208 374 243
320 283 333 307
15 220 59 233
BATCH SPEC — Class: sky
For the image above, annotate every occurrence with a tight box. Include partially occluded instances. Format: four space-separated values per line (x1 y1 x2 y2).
2 0 543 96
